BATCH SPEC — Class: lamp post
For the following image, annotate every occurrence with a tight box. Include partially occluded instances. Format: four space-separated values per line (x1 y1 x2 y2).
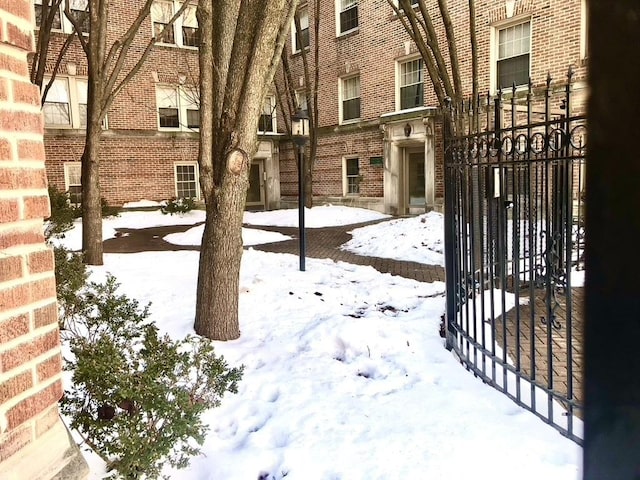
291 108 310 272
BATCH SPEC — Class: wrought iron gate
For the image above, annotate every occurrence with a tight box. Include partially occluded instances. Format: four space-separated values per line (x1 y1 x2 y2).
443 71 586 444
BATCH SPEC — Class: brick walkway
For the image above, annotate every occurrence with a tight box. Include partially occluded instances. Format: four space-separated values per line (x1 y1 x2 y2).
494 286 584 416
103 219 446 284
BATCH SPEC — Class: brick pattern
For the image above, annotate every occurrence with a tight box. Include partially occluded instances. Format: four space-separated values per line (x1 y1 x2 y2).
36 0 586 208
277 0 586 206
0 0 64 464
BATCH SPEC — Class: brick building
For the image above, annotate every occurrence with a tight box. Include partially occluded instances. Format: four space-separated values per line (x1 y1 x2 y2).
36 0 283 210
278 0 588 214
36 0 587 214
0 1 87 478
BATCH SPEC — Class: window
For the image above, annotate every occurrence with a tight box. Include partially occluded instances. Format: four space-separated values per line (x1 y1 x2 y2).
292 6 309 52
340 75 360 122
75 78 88 127
34 0 89 33
64 162 82 206
338 0 358 35
392 0 419 10
258 96 277 133
398 58 423 110
42 76 106 129
43 78 71 126
181 5 199 47
34 0 62 30
295 90 308 112
156 85 199 131
496 21 530 90
174 163 199 199
152 1 199 48
68 0 90 32
152 1 175 44
343 157 360 195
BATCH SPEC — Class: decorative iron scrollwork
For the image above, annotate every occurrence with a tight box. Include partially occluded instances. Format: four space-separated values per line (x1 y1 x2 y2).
536 230 565 330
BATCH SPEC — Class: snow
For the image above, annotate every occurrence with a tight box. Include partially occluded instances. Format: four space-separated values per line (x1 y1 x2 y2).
243 205 390 228
342 211 445 266
121 199 163 208
164 225 292 246
57 206 581 480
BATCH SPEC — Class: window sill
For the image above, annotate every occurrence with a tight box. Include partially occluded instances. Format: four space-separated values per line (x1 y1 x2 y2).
340 118 362 126
155 42 199 51
291 46 310 57
385 106 429 116
336 27 359 40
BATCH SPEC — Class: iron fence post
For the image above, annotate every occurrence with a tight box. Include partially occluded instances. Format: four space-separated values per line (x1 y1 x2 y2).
443 99 456 351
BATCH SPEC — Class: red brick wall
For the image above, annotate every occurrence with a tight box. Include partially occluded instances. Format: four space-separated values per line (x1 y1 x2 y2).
31 0 201 206
36 0 587 207
44 131 199 205
279 0 587 205
0 0 65 467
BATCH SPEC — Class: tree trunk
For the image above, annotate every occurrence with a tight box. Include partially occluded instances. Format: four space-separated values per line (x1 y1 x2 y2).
81 118 103 265
194 164 247 340
194 0 297 340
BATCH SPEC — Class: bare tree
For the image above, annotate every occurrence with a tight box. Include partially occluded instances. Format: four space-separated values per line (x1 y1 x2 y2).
387 0 478 131
31 0 85 104
275 1 320 208
194 0 298 340
70 0 189 265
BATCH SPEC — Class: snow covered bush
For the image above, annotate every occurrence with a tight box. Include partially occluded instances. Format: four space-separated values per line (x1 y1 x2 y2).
45 186 81 240
160 197 196 215
58 274 243 479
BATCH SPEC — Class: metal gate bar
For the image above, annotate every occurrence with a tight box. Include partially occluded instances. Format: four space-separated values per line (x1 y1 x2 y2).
444 70 586 444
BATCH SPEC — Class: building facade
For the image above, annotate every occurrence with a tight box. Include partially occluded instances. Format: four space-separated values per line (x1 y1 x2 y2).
36 0 587 214
35 0 283 210
279 0 588 214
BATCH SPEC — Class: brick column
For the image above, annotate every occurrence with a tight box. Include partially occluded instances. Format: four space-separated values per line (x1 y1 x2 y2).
0 1 88 478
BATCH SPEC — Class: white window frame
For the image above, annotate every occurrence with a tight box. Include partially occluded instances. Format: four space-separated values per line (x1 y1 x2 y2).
490 17 531 93
64 162 82 205
42 75 93 129
258 95 277 133
335 0 358 36
156 85 199 132
391 0 419 11
174 162 200 199
395 56 423 111
342 156 360 196
291 4 310 53
295 89 308 112
151 0 198 49
580 0 588 60
339 75 361 124
34 0 89 34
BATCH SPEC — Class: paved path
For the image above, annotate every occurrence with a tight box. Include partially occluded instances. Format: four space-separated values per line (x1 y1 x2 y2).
103 219 446 284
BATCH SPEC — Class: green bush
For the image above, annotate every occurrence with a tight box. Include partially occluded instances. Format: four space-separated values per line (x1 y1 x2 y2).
45 186 81 240
57 273 242 479
101 198 120 218
46 187 119 239
53 246 89 330
160 197 196 216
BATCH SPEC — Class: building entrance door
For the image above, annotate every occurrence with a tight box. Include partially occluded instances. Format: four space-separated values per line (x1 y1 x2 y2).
404 148 426 212
246 160 265 209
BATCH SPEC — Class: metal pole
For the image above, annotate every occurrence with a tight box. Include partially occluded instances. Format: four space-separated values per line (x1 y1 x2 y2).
298 145 306 271
584 1 640 477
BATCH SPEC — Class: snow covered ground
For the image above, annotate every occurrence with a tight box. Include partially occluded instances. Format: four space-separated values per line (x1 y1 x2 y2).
59 206 581 480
